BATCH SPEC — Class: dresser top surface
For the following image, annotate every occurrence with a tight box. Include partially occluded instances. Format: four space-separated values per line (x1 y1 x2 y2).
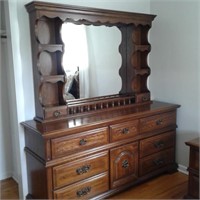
21 101 180 137
185 138 200 149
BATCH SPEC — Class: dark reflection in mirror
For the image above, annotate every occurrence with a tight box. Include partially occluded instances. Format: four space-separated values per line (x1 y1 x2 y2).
61 22 122 100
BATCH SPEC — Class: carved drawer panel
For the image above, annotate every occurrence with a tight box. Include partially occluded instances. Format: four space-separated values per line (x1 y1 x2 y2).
53 151 109 189
140 131 175 158
54 172 109 199
139 148 174 176
110 142 138 189
51 127 109 158
110 120 139 142
140 111 176 133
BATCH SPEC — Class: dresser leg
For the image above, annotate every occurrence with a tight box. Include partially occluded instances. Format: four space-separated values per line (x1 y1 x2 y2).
26 194 33 199
166 163 178 174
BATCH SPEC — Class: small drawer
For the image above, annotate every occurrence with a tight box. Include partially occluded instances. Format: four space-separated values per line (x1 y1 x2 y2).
139 148 174 176
110 120 139 142
140 131 175 158
140 111 176 133
54 172 109 199
53 151 109 189
51 127 109 158
44 106 67 120
189 148 199 171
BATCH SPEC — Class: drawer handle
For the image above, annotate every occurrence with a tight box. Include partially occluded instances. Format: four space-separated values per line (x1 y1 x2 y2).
156 119 163 125
79 139 87 146
76 165 91 175
121 128 129 134
142 96 148 101
76 186 91 197
153 158 165 166
122 160 129 168
54 110 61 118
154 141 164 148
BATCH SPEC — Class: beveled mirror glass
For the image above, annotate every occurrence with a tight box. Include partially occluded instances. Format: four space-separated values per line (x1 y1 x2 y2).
61 22 122 100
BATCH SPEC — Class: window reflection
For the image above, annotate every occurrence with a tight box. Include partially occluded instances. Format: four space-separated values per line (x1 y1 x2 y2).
61 23 122 100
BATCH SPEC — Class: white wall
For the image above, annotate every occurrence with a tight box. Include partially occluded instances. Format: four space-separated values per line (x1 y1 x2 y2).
3 0 150 199
149 0 200 168
0 1 13 179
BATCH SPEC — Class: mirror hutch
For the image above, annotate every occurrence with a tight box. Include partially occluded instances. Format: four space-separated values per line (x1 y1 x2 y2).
22 1 180 199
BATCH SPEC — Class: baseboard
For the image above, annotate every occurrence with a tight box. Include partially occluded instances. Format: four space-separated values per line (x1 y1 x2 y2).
178 164 188 175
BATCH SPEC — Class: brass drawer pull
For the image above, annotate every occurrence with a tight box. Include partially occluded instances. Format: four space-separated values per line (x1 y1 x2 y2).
154 141 164 148
121 128 129 134
156 119 163 125
79 139 87 146
153 158 165 166
142 96 148 101
54 110 61 118
76 165 91 175
76 186 91 197
122 160 129 168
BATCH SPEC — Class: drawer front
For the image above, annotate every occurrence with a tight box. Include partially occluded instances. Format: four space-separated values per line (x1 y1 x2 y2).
140 131 175 158
54 172 109 199
188 173 199 198
53 151 109 189
51 127 109 158
140 111 176 133
110 142 138 189
139 148 174 176
110 120 139 142
190 148 199 171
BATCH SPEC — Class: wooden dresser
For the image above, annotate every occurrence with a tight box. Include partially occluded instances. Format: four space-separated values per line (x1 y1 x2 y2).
23 2 180 199
185 138 199 199
22 101 179 199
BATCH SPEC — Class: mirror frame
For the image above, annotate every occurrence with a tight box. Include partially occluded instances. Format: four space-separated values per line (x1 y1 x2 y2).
25 1 156 122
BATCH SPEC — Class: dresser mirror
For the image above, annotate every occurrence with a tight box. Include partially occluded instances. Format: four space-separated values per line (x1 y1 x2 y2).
61 23 122 100
26 1 156 121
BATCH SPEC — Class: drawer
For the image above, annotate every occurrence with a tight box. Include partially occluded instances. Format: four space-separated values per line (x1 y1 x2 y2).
140 111 176 133
51 127 109 158
54 172 109 199
139 148 174 176
189 148 199 171
110 142 138 188
140 131 175 158
53 151 109 189
110 120 139 142
188 173 199 198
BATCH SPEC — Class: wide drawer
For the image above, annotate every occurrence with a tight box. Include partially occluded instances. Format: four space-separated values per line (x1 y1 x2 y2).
54 172 109 199
140 111 176 133
140 131 175 158
110 120 139 142
51 127 109 158
53 151 109 189
139 148 174 176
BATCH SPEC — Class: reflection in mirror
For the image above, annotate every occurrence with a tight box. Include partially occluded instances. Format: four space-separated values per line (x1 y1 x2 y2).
61 22 122 100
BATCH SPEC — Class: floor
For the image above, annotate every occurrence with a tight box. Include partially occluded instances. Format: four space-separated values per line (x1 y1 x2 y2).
0 178 19 199
0 172 188 199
